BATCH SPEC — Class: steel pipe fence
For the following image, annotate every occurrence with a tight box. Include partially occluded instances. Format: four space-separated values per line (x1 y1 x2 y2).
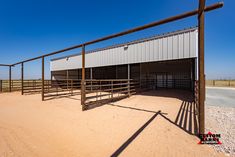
84 79 138 108
23 80 51 94
139 79 194 90
43 79 81 99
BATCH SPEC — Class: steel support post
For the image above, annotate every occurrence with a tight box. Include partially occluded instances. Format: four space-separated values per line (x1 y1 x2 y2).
140 63 141 89
81 45 86 111
116 65 118 79
0 80 2 92
198 0 206 134
9 65 12 92
128 64 130 96
50 71 53 88
42 57 45 101
21 63 24 95
90 68 93 91
67 70 69 90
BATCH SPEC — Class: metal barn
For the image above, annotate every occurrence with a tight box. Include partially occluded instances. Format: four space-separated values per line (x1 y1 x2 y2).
50 28 198 95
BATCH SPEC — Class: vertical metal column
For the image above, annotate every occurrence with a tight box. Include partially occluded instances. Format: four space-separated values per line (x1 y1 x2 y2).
139 63 141 89
128 64 130 96
21 63 24 95
42 57 45 101
67 70 69 90
9 65 12 92
116 65 118 79
198 0 205 134
0 80 2 92
81 45 86 110
90 68 93 91
50 71 53 88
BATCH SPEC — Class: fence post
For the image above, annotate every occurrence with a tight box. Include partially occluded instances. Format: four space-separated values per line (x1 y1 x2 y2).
81 45 86 111
0 80 2 92
198 0 205 135
9 65 12 92
42 57 45 101
128 64 130 97
110 80 113 100
139 64 141 90
21 63 24 95
71 79 73 95
67 70 69 90
90 68 93 91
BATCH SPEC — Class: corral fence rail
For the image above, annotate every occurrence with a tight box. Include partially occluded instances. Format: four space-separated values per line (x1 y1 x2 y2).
0 79 51 94
0 80 22 92
43 79 81 99
140 78 194 90
23 80 51 94
84 79 138 107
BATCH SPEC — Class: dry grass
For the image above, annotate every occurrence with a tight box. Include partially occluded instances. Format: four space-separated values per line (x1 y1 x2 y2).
206 80 235 88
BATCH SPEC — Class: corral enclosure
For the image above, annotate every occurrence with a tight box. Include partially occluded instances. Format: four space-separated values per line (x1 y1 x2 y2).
0 2 224 137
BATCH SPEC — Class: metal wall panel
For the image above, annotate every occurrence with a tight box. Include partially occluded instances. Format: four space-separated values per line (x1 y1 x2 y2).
172 35 178 59
168 36 173 60
179 34 184 58
163 37 167 59
184 32 190 58
51 28 198 71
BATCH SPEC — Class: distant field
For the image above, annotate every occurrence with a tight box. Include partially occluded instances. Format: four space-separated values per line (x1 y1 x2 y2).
206 80 235 87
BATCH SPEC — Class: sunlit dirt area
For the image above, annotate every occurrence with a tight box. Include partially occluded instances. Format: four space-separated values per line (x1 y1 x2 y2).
0 90 224 157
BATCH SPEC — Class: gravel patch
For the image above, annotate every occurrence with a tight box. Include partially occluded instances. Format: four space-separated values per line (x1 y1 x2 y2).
206 105 235 156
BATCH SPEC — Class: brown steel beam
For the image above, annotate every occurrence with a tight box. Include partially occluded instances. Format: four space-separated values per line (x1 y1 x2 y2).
84 3 222 46
81 45 86 110
42 57 45 101
9 66 12 92
10 2 223 66
21 62 24 95
0 64 11 66
198 0 206 135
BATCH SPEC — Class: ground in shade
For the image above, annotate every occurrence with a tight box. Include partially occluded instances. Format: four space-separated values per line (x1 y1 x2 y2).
0 90 224 157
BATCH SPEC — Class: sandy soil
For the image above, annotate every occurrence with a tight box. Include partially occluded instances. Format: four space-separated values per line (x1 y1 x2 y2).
0 90 224 157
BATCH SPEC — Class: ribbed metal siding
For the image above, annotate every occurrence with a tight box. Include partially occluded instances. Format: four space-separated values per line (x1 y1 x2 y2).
51 29 198 71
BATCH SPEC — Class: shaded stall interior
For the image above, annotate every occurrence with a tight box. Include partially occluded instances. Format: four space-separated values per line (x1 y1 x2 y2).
51 58 196 91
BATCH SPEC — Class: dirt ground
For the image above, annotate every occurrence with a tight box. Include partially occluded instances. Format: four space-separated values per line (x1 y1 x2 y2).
0 90 224 157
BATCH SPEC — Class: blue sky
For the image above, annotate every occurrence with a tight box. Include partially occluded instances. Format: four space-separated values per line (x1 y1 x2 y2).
0 0 234 79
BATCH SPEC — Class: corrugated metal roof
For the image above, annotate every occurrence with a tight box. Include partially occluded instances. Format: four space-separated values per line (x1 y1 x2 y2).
50 27 198 71
51 27 197 61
